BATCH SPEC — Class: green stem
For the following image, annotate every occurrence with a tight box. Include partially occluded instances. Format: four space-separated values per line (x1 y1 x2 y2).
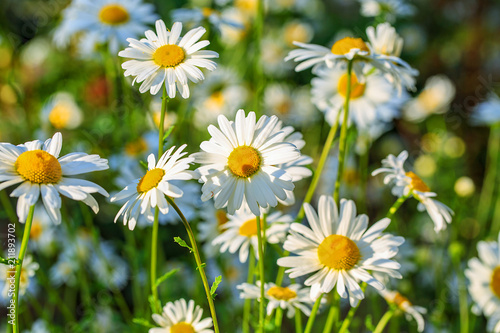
477 124 500 228
333 60 354 203
166 197 220 333
338 283 366 333
373 308 395 333
322 292 340 333
304 294 324 333
492 193 500 237
253 0 265 115
0 191 17 224
150 87 168 314
256 215 265 333
295 310 303 333
12 205 35 333
386 193 411 220
243 250 256 333
296 110 342 222
274 307 283 333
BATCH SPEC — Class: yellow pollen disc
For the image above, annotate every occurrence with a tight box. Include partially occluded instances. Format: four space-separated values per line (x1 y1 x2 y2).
15 150 62 184
30 221 43 240
153 45 185 68
48 103 72 129
125 138 147 157
227 146 261 178
98 4 130 25
491 266 500 299
331 37 370 55
216 209 229 228
317 235 361 271
392 292 411 309
406 171 431 193
238 218 264 237
170 322 195 333
202 7 215 17
136 168 165 193
337 73 366 99
267 286 297 301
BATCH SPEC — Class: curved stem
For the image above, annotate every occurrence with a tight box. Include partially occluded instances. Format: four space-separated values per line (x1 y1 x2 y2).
322 292 340 333
333 60 354 203
166 197 220 333
242 250 256 333
256 215 265 333
13 205 35 333
373 308 395 333
304 294 324 333
386 193 411 220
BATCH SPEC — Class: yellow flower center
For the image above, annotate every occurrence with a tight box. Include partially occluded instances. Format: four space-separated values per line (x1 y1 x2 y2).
406 171 430 193
337 73 366 99
216 209 229 228
491 266 500 299
15 150 62 184
317 235 361 271
125 138 148 157
267 286 297 301
227 146 261 178
30 220 43 240
392 292 411 309
153 45 185 68
202 7 216 17
98 4 130 25
136 168 165 193
170 322 195 333
48 103 72 129
239 218 264 237
331 37 370 55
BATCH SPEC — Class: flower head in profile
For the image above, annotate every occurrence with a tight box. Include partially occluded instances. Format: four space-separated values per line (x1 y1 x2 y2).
379 289 426 332
465 232 500 319
119 20 219 97
285 24 417 91
237 282 318 318
0 132 109 224
53 0 158 56
372 151 453 232
278 196 404 305
192 109 300 216
358 0 415 23
212 206 293 262
150 298 213 333
110 144 194 230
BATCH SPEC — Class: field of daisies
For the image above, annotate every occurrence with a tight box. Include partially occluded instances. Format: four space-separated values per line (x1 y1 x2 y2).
1 0 500 332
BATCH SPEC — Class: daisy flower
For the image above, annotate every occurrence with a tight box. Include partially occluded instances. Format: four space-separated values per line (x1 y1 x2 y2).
285 26 418 91
212 206 293 263
53 0 158 55
110 144 194 230
366 23 403 57
403 75 456 123
119 20 219 97
465 232 500 318
237 282 317 318
311 63 406 133
0 255 38 298
277 195 404 305
488 312 500 333
379 289 426 332
471 93 500 126
192 109 300 216
358 0 416 23
150 298 213 333
0 132 109 224
41 92 82 130
372 150 454 232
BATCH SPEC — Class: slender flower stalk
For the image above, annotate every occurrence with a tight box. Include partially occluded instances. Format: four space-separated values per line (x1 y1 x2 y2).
242 250 256 333
295 310 303 333
253 0 265 115
13 205 35 333
334 60 354 203
386 193 411 220
256 215 266 333
166 196 220 333
373 308 396 333
150 87 168 313
274 307 284 333
304 294 324 333
322 293 340 333
338 283 367 333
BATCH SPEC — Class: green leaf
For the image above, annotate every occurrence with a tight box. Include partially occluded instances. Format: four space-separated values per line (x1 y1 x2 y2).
210 275 222 299
132 318 155 328
174 236 193 252
154 268 179 288
163 125 175 141
139 160 148 170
